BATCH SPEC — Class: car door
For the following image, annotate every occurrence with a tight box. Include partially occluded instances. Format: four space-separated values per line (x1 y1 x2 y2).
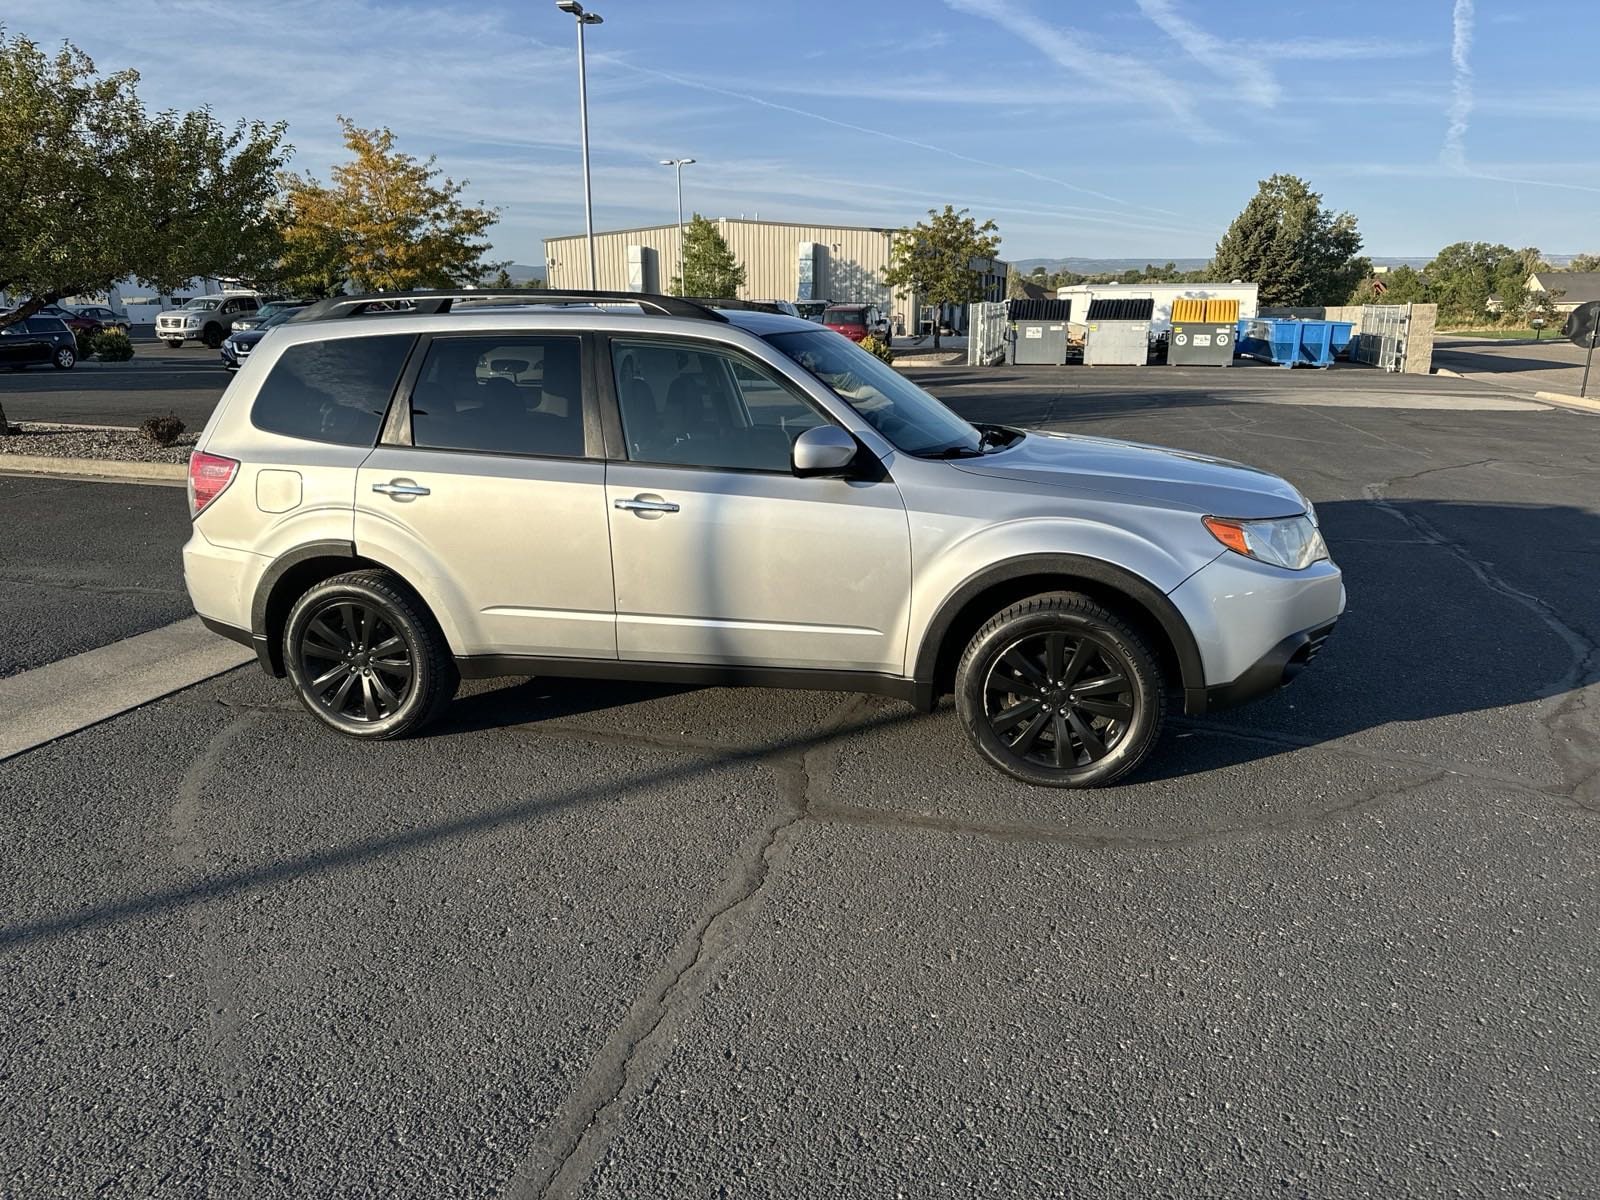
19 319 55 363
354 332 615 660
603 335 911 674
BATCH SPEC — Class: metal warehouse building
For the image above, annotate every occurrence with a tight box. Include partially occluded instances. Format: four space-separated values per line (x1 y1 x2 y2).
544 217 1007 335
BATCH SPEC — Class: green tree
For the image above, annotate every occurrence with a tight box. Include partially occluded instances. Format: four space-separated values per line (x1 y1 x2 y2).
1211 174 1367 307
1006 264 1029 299
0 31 287 431
671 214 746 298
278 118 503 297
487 267 516 289
1425 242 1544 323
882 205 1001 349
1565 253 1600 273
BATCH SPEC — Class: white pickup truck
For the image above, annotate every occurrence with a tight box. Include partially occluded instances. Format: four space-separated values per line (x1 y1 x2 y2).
154 293 262 349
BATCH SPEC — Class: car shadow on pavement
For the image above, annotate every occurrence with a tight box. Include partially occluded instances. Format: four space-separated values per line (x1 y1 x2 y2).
1142 497 1598 779
425 497 1597 785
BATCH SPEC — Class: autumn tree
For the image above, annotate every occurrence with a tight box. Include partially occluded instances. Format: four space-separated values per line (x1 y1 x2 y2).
278 118 503 296
0 30 286 431
882 205 1001 349
671 214 746 298
1211 175 1367 307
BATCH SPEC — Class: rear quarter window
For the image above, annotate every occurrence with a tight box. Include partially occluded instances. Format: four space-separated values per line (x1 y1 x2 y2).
251 334 414 447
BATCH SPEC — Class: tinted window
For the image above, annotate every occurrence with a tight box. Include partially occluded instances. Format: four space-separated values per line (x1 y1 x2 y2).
409 336 586 458
25 318 67 334
251 334 413 446
824 308 865 326
612 339 826 472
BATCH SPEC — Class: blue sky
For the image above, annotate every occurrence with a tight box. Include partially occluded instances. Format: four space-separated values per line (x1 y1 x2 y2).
12 0 1598 263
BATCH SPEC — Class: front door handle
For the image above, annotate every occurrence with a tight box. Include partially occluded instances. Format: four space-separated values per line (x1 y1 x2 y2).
614 495 680 514
373 478 430 501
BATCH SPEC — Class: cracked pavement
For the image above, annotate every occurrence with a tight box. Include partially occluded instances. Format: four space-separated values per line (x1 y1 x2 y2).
1 368 1598 1197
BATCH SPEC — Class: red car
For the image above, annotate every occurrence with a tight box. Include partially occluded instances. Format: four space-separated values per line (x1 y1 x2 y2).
36 304 103 337
822 303 891 344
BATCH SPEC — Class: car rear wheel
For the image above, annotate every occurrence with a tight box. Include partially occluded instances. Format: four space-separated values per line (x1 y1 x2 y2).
53 345 75 370
955 591 1165 788
284 570 458 740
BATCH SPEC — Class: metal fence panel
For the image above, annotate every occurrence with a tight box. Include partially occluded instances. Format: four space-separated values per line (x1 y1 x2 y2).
1353 304 1411 372
967 301 1008 366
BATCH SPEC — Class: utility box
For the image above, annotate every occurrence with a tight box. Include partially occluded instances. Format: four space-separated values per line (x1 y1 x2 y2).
1006 298 1072 365
1168 298 1237 366
1083 297 1153 366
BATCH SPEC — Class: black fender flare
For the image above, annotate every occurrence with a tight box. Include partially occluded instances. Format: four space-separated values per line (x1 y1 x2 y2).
911 554 1208 713
249 540 358 674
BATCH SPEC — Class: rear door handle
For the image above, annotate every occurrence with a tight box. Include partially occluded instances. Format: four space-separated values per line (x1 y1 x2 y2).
614 496 679 514
373 479 429 501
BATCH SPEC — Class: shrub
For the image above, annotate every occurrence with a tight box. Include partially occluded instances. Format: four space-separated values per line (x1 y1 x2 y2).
74 326 97 359
139 413 186 446
93 328 134 361
858 334 895 364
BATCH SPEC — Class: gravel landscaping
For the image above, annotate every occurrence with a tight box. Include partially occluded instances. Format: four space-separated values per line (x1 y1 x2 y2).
0 422 196 464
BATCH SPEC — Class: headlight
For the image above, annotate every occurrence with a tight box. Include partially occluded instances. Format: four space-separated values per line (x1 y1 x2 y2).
184 317 200 328
1202 513 1327 570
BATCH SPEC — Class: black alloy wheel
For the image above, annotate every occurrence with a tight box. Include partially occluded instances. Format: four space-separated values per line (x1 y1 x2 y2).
956 592 1164 788
283 570 457 739
983 630 1135 770
298 600 414 725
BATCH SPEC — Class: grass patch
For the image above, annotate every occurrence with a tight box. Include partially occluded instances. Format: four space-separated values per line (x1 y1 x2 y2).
1440 326 1561 340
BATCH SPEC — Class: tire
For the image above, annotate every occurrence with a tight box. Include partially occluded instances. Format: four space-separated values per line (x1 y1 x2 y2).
283 570 458 740
202 324 224 349
53 345 75 370
164 339 183 349
955 591 1165 788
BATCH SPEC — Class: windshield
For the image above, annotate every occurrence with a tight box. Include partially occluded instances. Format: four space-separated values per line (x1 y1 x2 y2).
259 308 299 329
765 329 981 457
181 298 221 311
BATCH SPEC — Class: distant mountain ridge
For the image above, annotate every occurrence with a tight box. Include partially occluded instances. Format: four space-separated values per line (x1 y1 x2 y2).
1010 255 1584 275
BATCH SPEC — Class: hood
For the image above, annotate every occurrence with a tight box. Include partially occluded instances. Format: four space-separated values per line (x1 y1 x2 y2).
950 430 1307 519
228 328 269 347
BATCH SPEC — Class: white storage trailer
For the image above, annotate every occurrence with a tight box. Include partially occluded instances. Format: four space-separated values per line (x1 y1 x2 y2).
1056 282 1258 338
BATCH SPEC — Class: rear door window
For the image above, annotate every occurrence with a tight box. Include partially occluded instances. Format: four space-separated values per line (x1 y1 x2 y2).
251 334 414 446
825 308 864 327
407 336 587 458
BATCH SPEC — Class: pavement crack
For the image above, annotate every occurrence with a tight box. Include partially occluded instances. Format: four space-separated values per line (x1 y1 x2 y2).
509 695 868 1200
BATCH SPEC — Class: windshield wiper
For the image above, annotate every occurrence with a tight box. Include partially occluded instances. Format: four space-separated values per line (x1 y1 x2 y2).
923 442 986 459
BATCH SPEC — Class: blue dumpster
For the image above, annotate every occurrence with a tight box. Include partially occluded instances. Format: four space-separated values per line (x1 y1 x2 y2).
1236 318 1339 368
1329 321 1354 359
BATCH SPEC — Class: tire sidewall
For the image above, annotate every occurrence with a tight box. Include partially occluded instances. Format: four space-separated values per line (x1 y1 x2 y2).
957 605 1160 788
284 577 435 739
54 346 75 369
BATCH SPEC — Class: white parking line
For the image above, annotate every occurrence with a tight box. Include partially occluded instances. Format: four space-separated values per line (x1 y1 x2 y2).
0 617 253 761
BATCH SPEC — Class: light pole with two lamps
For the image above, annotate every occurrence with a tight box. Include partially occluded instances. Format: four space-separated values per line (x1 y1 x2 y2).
555 0 603 289
660 157 695 294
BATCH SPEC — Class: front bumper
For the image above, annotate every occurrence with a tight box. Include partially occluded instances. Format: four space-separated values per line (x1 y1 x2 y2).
1204 620 1336 710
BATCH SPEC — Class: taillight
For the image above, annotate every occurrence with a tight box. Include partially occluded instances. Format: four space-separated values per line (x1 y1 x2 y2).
188 451 238 517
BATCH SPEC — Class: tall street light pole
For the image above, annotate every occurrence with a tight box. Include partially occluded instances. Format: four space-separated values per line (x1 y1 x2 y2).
556 0 603 289
660 158 694 294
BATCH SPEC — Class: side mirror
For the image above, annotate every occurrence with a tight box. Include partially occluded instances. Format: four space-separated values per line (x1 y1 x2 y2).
792 425 859 476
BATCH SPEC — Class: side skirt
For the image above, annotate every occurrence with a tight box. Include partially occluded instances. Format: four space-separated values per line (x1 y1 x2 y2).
453 654 920 704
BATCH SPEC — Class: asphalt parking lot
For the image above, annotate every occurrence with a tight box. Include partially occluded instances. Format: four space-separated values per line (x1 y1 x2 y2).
2 365 1597 1197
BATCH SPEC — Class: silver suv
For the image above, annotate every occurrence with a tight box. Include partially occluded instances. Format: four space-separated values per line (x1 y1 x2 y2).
184 290 1344 787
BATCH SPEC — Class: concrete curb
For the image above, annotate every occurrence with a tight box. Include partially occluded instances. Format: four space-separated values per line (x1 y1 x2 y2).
1533 390 1600 414
0 617 253 761
0 454 187 483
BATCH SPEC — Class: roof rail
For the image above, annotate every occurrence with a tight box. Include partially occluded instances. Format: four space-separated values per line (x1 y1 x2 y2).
287 288 728 324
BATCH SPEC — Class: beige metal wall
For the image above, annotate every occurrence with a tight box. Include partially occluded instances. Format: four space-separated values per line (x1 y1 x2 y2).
545 219 919 330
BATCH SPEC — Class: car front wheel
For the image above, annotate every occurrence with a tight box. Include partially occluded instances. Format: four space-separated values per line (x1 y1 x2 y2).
284 570 458 740
164 339 183 349
202 325 224 349
955 591 1165 788
53 345 75 369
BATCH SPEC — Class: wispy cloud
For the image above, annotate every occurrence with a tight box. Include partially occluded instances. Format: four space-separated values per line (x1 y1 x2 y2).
943 0 1222 142
1256 37 1433 61
1443 0 1475 169
1133 0 1280 106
